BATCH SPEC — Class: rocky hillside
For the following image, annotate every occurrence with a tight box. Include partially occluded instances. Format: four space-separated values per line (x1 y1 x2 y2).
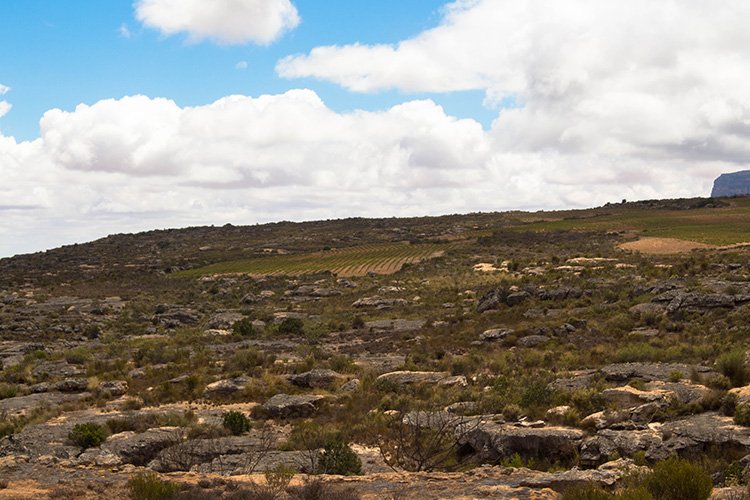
0 197 750 499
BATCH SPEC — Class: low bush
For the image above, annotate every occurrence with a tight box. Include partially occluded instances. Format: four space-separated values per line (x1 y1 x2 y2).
128 470 180 500
232 318 255 337
644 457 712 500
734 403 750 426
316 440 362 476
68 422 107 449
716 349 748 387
223 411 251 436
278 317 305 335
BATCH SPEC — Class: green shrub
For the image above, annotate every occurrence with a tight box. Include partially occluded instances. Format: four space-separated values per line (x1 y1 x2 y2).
734 403 750 426
278 317 305 335
68 422 107 449
716 349 748 387
223 411 251 436
128 470 180 500
232 318 255 337
316 440 362 476
64 346 93 365
644 457 712 500
0 383 18 400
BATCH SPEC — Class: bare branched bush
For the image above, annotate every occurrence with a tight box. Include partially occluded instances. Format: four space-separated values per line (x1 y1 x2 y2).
372 410 479 472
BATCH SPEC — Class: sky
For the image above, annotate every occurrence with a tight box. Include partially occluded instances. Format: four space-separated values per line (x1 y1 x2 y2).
0 0 748 258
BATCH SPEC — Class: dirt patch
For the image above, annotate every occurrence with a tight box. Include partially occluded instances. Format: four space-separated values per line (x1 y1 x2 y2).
618 237 716 254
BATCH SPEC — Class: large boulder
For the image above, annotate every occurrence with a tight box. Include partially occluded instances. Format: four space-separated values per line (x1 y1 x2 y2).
477 287 507 313
105 427 183 466
580 413 750 466
261 394 325 419
459 420 584 463
155 308 200 327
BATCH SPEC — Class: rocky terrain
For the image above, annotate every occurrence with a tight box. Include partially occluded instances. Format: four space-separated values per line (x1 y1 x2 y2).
1 196 750 499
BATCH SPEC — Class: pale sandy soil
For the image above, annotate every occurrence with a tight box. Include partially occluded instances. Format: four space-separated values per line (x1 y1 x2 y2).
618 237 716 254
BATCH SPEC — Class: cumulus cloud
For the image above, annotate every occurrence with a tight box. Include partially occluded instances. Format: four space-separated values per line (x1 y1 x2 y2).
135 0 300 45
278 0 750 171
2 85 734 257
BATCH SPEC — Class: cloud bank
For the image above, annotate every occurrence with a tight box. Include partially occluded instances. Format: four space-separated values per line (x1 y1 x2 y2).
135 0 300 45
278 0 750 166
1 0 747 256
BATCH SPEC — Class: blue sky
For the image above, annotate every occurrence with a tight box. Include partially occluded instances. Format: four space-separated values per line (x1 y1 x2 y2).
0 1 493 142
0 1 748 257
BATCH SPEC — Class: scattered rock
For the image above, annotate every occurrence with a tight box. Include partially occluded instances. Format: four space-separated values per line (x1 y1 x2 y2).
477 287 507 313
516 335 551 348
202 376 252 400
206 312 244 330
480 328 514 343
289 369 344 388
99 380 128 396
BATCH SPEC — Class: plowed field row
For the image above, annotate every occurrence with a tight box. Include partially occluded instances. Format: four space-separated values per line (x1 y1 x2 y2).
188 243 460 277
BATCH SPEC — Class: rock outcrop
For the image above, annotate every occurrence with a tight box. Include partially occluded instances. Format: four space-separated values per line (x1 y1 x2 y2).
712 170 750 197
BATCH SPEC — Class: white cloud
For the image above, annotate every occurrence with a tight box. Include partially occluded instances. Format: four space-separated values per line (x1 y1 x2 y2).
119 23 132 39
0 84 11 120
1 85 734 258
236 61 248 70
0 102 10 119
278 0 750 168
135 0 300 45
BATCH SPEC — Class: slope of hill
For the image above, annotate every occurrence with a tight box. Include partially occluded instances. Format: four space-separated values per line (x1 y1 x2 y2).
0 196 749 499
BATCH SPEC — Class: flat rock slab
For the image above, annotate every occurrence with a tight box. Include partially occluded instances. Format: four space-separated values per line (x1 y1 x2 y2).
261 394 325 419
460 420 584 463
0 392 91 418
289 369 344 388
602 362 713 382
365 319 426 331
377 371 451 385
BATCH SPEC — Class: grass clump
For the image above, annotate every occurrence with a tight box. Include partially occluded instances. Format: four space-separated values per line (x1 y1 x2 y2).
128 470 180 500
